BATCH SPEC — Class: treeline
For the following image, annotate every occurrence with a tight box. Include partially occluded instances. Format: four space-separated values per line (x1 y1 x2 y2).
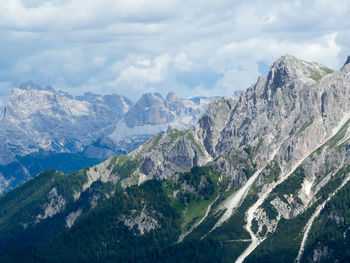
1 168 226 263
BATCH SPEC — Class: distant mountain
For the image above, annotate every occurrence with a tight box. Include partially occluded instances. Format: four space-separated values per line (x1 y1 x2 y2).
75 91 132 119
1 55 350 262
106 92 211 153
0 83 212 193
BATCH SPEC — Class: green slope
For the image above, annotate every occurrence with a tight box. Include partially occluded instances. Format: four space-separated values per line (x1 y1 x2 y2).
0 166 233 263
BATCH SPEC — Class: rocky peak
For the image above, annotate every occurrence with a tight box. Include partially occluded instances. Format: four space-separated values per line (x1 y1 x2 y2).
341 55 350 73
166 92 179 102
266 55 334 92
124 93 173 127
18 81 55 93
153 92 163 100
165 92 183 113
102 94 132 116
140 93 164 104
75 91 132 118
9 87 58 110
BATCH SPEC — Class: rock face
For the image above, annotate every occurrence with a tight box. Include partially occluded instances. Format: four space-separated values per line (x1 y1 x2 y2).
124 93 174 127
0 83 211 193
65 209 82 228
2 86 119 156
35 188 66 223
123 91 208 129
120 207 160 235
130 55 342 184
76 91 132 119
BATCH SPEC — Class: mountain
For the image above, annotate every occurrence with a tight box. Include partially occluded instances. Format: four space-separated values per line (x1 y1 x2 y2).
0 83 211 193
1 55 350 263
106 92 210 153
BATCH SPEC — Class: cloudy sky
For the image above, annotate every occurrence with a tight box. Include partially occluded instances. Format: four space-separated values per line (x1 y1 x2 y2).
0 0 349 103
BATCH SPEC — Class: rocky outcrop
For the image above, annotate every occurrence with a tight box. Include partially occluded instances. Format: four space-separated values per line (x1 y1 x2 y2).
66 209 82 228
120 207 160 235
35 188 66 223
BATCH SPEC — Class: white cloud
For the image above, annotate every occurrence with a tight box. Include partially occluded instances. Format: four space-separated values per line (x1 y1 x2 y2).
218 32 341 69
0 0 180 30
0 0 349 103
173 53 193 72
91 56 107 68
215 68 259 94
113 54 171 86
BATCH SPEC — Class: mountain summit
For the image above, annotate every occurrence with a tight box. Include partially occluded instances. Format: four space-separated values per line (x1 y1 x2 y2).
266 55 334 93
341 55 350 72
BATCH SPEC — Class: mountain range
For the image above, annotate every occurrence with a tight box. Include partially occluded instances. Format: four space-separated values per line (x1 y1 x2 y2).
0 84 212 193
0 55 349 262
